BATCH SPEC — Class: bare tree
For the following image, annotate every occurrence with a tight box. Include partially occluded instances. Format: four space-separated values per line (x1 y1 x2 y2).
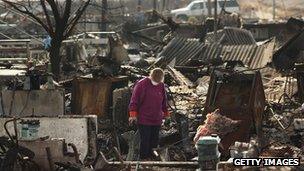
2 0 91 77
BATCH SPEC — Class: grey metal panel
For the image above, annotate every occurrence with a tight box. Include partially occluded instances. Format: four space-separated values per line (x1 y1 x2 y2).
254 38 276 69
222 27 256 45
157 37 204 66
197 41 274 68
250 45 264 68
206 27 256 45
199 43 222 62
157 33 274 69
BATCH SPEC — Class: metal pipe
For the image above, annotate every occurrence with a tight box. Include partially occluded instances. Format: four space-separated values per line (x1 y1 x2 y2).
13 118 18 146
96 151 199 169
4 118 19 145
68 143 81 164
107 161 199 167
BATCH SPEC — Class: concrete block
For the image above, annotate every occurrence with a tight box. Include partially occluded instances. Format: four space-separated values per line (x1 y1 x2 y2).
0 115 97 162
0 89 65 116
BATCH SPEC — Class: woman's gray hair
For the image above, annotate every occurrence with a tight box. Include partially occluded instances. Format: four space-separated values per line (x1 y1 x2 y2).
150 68 164 82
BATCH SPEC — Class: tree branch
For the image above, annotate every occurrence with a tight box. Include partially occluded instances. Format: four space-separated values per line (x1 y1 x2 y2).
3 0 90 40
2 0 52 35
45 0 60 25
62 0 71 30
64 0 91 39
40 0 54 36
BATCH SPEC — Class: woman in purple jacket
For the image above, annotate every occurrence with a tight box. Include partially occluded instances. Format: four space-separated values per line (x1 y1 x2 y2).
129 68 169 160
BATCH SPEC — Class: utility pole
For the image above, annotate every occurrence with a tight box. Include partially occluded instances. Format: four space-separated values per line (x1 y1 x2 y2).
84 10 87 33
153 0 157 10
272 0 276 20
162 0 166 12
101 0 108 32
214 0 218 41
207 0 212 17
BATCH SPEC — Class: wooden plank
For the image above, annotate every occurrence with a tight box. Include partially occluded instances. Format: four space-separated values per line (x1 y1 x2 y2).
71 78 112 117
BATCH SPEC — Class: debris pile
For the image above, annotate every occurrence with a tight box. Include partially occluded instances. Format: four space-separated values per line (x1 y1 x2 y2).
0 1 304 170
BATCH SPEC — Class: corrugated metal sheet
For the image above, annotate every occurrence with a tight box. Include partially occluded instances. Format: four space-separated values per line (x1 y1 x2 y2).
205 30 224 43
156 35 275 69
156 37 204 66
221 27 256 45
222 45 259 66
196 38 275 69
250 39 275 68
206 27 256 45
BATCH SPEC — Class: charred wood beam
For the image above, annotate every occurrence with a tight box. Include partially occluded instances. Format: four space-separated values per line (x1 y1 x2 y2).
167 66 194 88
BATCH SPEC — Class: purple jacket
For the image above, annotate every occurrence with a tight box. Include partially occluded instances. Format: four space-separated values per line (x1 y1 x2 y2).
129 77 169 126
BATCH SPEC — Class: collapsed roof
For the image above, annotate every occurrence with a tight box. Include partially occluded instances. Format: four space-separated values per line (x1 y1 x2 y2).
156 28 276 69
205 27 256 45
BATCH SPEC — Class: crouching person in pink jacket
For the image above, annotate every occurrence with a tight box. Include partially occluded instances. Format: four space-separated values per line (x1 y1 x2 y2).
129 68 170 160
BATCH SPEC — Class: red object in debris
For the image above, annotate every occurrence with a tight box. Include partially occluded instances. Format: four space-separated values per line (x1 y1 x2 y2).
194 109 241 143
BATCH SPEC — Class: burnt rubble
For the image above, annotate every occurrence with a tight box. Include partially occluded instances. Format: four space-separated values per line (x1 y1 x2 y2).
90 16 304 170
0 2 303 170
